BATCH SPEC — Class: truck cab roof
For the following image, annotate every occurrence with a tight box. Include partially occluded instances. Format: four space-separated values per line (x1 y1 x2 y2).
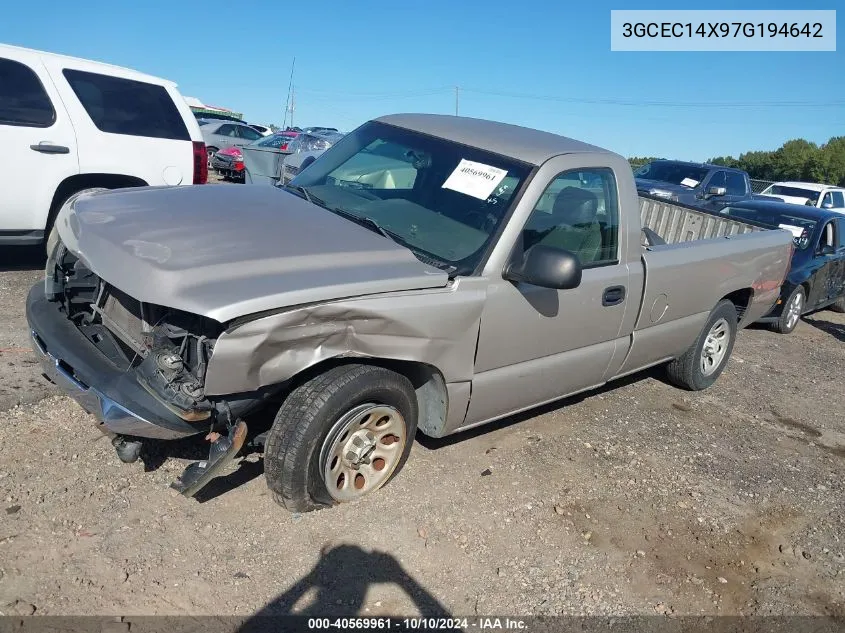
375 113 616 166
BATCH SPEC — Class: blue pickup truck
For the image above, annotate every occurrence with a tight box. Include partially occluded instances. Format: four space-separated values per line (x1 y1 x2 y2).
634 160 754 212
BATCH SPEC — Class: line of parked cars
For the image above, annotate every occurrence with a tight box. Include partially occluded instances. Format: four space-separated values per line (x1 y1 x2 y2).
633 159 845 334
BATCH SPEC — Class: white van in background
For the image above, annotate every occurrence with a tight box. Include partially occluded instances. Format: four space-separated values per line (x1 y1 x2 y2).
0 43 207 248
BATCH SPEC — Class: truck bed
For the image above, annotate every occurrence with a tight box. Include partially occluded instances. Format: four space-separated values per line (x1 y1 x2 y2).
639 194 764 244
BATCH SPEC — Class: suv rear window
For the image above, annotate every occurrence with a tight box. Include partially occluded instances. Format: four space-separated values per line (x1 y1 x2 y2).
62 69 189 141
0 57 55 127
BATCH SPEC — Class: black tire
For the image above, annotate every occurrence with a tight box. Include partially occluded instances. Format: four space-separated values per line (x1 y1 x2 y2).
46 187 109 257
264 364 418 513
206 147 218 170
829 296 845 314
666 299 737 391
771 286 806 334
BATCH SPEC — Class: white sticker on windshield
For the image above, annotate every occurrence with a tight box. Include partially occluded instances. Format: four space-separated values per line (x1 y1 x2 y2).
442 159 508 200
778 224 805 238
680 177 699 188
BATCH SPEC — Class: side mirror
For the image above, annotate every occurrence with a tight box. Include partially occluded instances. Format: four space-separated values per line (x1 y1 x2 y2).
819 244 836 256
707 186 727 198
504 244 582 290
821 202 834 209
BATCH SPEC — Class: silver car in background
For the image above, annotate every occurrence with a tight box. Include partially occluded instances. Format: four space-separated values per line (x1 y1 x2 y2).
278 130 344 185
199 119 265 167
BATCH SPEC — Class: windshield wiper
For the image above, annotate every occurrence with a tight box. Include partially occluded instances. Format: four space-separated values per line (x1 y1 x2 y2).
283 184 327 207
327 207 458 275
327 206 394 240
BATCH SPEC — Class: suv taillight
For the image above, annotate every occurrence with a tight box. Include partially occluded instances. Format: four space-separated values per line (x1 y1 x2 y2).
193 141 208 184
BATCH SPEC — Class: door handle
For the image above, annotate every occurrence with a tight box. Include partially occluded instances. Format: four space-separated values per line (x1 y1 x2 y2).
30 143 70 154
602 285 626 306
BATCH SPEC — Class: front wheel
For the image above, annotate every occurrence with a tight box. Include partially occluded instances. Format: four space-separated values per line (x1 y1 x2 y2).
263 364 418 513
666 299 738 391
829 296 845 314
772 286 805 334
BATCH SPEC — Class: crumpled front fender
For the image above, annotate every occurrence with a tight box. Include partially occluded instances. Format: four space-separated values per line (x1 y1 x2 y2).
203 280 487 397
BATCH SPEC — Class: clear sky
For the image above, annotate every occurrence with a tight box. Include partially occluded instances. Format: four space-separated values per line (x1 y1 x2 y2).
1 0 842 161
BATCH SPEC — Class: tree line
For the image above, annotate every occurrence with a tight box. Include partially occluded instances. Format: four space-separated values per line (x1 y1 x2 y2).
628 136 845 186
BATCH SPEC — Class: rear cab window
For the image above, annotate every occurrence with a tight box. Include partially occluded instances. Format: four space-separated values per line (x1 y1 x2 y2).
62 69 189 140
0 57 55 127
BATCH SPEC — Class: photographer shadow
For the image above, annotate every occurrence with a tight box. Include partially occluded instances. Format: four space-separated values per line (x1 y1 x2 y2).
237 544 450 632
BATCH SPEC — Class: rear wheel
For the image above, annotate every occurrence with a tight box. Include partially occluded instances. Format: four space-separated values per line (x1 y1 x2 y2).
772 286 805 334
666 300 737 391
263 364 418 513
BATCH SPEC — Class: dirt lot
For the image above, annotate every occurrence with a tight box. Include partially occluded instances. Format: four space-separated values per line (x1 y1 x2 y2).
0 240 843 619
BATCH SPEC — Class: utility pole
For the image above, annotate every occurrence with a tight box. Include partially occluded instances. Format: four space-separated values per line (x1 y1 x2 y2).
283 57 296 129
455 86 459 116
290 87 295 129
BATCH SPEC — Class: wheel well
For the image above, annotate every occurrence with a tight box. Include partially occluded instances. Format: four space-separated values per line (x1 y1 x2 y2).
286 357 448 437
47 174 148 231
721 288 752 324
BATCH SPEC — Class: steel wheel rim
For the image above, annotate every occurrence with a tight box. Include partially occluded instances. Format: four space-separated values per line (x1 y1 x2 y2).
319 403 406 503
786 291 803 330
700 317 730 376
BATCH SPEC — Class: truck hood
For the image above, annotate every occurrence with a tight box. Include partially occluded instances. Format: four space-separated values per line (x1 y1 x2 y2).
635 178 696 196
55 185 449 323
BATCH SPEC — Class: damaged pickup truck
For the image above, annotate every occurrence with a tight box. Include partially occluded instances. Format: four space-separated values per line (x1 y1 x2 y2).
27 114 794 511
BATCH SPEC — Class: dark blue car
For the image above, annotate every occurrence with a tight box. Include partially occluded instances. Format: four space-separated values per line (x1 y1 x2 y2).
635 160 754 212
718 200 845 333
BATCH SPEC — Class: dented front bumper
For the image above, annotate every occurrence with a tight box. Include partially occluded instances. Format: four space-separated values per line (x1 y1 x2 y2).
26 283 208 441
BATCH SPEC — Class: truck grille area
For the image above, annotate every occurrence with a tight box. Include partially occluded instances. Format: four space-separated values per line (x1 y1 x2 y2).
47 244 224 422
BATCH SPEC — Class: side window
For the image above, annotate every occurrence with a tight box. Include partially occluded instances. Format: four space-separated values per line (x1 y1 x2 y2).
0 57 55 127
215 124 236 137
832 191 845 208
724 172 747 195
707 171 726 191
237 126 262 141
521 168 619 267
62 69 189 140
821 220 836 250
837 219 845 249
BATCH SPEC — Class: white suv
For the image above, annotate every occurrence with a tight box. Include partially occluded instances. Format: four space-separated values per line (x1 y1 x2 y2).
0 43 207 248
758 181 845 211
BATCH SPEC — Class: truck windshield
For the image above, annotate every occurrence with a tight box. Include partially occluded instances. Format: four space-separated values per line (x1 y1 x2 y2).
721 206 816 250
761 185 821 203
286 121 533 274
634 162 709 188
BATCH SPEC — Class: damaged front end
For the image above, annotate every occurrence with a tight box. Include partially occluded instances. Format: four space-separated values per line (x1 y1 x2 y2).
47 245 222 425
39 243 263 496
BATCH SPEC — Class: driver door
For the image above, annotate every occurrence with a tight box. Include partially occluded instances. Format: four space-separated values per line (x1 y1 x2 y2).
465 163 632 425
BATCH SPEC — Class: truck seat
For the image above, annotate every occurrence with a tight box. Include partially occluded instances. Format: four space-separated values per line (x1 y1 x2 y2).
538 187 602 263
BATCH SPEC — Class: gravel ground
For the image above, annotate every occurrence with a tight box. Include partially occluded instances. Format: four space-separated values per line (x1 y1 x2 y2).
0 237 842 619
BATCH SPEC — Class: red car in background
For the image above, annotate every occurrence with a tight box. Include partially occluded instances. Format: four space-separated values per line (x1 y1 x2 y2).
210 146 246 182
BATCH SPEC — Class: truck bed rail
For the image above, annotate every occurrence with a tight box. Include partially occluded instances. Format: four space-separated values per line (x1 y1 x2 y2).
639 195 765 244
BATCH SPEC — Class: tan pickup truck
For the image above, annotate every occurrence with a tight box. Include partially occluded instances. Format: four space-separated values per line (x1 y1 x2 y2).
28 114 793 511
